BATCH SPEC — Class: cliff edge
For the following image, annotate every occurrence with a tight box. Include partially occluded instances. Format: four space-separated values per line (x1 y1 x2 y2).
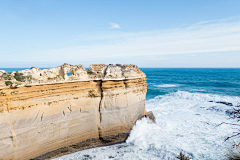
0 64 155 159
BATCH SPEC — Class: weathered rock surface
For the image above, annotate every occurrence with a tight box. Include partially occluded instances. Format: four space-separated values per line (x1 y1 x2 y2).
0 70 6 77
0 64 154 160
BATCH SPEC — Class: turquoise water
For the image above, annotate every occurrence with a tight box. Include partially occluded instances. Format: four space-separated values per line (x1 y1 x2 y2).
2 68 240 159
142 68 240 100
0 68 32 73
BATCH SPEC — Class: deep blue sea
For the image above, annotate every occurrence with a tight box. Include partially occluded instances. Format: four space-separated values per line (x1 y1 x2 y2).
1 68 240 159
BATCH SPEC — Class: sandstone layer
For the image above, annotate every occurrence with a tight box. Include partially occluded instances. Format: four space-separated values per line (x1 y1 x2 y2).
0 64 154 160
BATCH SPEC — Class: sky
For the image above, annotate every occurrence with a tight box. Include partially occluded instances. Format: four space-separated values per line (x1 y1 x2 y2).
0 0 240 68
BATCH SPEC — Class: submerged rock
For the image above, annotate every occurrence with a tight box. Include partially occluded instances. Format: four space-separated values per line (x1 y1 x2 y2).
208 101 233 106
207 106 223 112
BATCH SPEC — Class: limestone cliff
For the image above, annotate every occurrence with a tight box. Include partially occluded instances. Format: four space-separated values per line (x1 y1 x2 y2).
0 64 154 160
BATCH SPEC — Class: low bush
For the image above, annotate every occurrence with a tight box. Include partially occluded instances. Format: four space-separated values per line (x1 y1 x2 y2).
14 72 32 82
2 73 11 80
87 71 93 75
10 91 18 94
5 81 13 87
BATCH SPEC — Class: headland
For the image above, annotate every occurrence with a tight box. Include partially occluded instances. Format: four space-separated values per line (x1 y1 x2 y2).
0 64 154 159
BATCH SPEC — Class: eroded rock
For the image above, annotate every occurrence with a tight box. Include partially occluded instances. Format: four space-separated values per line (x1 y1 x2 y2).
0 70 6 77
0 63 154 160
0 63 147 89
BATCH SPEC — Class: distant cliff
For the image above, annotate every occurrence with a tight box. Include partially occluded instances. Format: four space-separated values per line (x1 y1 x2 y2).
0 64 154 159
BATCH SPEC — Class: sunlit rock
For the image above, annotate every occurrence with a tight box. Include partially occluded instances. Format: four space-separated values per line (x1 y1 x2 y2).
0 63 154 160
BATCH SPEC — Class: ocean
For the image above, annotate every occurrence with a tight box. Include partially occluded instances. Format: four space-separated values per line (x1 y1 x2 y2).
1 68 240 160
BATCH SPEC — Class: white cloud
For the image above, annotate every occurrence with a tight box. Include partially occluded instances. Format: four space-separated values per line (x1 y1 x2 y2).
109 22 121 29
42 17 240 58
1 17 240 67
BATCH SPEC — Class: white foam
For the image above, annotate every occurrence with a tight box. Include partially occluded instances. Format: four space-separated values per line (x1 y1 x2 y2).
55 91 240 160
155 84 178 88
127 91 240 159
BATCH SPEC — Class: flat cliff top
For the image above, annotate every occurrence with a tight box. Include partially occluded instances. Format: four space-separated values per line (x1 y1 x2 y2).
0 64 146 89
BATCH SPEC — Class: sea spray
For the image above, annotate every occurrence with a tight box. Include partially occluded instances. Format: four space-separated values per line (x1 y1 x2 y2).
55 68 240 160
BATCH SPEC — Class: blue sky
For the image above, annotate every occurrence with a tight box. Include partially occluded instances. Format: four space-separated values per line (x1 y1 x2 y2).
0 0 240 68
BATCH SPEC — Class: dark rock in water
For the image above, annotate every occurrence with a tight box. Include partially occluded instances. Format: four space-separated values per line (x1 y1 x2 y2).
207 106 223 112
117 145 128 149
216 101 233 106
225 109 234 115
83 155 92 160
208 101 233 106
138 111 156 123
84 155 90 157
225 109 235 115
145 111 156 123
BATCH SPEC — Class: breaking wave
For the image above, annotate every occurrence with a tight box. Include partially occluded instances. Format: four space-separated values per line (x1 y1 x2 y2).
154 84 178 88
56 91 240 160
127 91 240 159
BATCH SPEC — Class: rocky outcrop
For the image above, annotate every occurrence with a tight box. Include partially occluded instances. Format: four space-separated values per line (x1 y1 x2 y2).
0 64 154 160
0 70 6 77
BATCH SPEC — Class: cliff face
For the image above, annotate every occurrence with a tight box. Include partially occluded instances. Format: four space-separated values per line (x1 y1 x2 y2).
0 64 153 160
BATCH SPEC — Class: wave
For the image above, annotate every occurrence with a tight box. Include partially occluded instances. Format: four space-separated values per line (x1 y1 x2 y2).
189 89 206 92
154 84 178 88
127 91 240 159
55 91 240 160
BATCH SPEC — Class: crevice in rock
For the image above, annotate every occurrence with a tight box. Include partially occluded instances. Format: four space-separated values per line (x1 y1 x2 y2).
98 80 104 141
41 112 44 121
8 120 18 149
33 110 40 123
67 105 72 113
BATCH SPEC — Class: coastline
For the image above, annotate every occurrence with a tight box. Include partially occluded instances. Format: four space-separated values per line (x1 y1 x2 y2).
0 64 155 159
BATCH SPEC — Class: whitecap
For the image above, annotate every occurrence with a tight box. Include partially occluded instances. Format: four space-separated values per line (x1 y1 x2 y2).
55 91 240 160
127 91 240 159
154 84 178 88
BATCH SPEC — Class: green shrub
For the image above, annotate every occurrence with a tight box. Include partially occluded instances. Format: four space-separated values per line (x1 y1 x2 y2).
55 75 64 79
10 91 18 94
14 72 24 81
14 72 32 82
0 91 6 95
5 81 13 87
87 71 93 75
3 73 11 80
26 75 32 80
